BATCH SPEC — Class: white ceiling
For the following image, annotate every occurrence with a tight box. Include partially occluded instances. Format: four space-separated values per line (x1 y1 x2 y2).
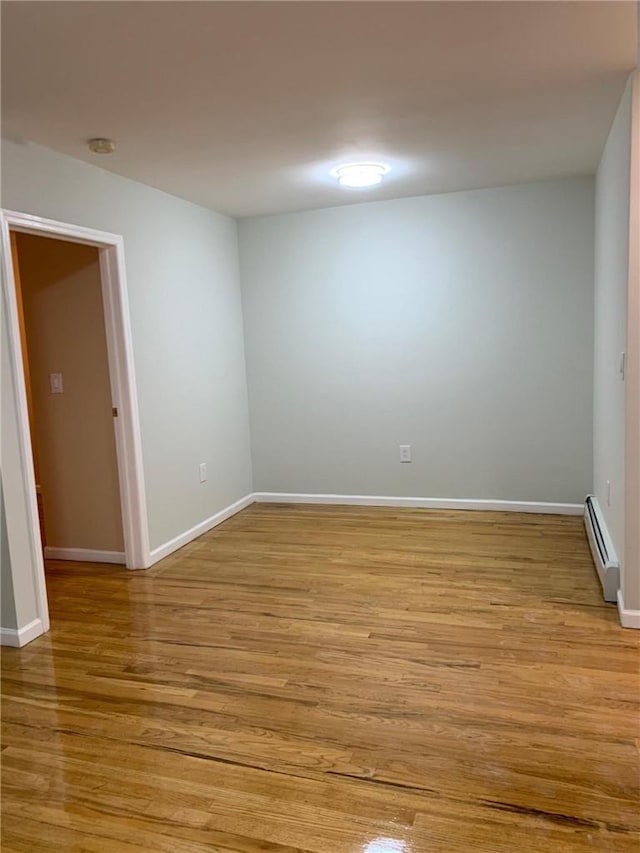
2 1 637 218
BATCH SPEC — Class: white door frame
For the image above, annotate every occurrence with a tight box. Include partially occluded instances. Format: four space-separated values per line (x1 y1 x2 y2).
621 71 640 628
1 209 151 635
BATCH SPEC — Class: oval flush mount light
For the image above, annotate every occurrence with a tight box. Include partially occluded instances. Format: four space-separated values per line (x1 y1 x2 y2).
88 137 116 154
331 162 390 189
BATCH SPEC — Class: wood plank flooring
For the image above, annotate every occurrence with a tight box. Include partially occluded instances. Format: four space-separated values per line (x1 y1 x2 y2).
2 504 639 852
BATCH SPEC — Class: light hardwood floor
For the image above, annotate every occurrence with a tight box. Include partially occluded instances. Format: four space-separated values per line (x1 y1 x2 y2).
1 504 639 852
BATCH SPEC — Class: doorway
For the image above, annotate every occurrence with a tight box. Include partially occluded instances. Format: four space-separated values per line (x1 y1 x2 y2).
1 210 150 643
12 231 125 563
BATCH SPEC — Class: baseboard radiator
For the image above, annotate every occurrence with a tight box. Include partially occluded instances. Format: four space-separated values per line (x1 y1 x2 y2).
584 495 619 602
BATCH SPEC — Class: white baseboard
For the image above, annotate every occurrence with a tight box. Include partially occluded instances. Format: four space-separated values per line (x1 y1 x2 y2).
0 617 44 647
44 547 126 564
617 590 640 629
252 492 584 515
148 493 254 565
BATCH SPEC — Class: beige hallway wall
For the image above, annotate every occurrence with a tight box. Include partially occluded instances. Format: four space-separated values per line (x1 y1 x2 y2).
15 232 124 552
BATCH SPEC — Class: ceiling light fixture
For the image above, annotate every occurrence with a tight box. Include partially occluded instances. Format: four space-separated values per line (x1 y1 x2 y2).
88 138 116 154
331 162 390 189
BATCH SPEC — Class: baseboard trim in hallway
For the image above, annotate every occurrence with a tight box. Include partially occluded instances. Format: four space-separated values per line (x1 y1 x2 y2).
252 492 584 515
44 547 126 564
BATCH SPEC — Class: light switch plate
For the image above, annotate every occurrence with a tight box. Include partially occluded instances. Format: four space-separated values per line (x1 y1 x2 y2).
50 373 63 394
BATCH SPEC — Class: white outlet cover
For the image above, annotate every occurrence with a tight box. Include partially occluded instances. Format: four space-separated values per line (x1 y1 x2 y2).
399 444 412 463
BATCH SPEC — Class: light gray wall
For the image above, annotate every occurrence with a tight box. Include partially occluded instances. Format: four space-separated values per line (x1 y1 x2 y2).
0 486 17 630
1 258 17 631
593 78 632 589
1 295 41 631
239 177 595 502
2 139 253 630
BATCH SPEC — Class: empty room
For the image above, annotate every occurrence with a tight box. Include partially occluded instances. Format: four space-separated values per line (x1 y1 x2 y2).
1 1 638 851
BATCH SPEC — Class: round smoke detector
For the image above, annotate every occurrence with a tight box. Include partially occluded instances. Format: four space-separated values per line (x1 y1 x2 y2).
88 138 116 154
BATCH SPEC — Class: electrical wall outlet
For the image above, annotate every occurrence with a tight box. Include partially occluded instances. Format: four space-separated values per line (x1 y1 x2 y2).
199 462 207 483
399 444 412 463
